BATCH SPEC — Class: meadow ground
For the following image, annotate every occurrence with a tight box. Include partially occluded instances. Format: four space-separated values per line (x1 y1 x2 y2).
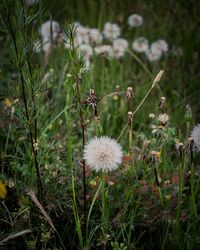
0 0 200 249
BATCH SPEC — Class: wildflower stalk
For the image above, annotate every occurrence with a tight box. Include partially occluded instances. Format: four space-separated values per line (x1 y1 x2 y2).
101 173 108 229
176 147 184 220
67 24 87 244
154 167 160 187
6 9 44 203
128 112 133 154
118 70 164 141
128 49 153 79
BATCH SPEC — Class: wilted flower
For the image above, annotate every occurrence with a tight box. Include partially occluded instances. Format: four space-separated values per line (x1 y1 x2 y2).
132 37 149 53
94 45 113 57
112 38 129 58
103 22 121 40
125 87 134 101
83 136 123 172
158 96 166 112
40 20 60 41
127 111 133 124
128 14 143 27
158 113 169 126
175 142 185 158
190 124 200 151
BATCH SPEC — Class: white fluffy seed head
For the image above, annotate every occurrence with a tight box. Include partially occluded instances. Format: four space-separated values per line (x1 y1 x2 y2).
132 37 149 53
128 14 143 27
190 124 200 151
40 20 60 41
83 136 123 173
103 22 121 40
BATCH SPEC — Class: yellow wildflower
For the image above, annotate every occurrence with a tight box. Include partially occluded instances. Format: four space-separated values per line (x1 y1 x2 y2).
4 98 12 108
0 181 7 199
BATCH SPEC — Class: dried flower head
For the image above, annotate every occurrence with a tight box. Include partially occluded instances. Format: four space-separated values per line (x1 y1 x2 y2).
83 136 123 172
132 37 149 53
86 89 98 115
158 113 169 126
128 14 143 27
190 124 200 151
127 111 133 124
158 96 166 112
175 142 185 158
150 151 161 165
125 87 134 101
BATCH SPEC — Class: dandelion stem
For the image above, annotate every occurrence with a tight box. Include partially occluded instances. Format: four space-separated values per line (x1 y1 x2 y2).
128 49 153 79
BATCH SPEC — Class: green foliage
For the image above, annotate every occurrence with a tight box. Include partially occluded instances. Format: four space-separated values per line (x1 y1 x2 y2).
0 0 200 249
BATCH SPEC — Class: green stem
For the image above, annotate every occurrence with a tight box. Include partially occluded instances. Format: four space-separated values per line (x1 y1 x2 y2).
128 49 153 79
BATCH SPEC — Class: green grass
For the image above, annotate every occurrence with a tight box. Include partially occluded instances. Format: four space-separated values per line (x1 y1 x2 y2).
0 0 200 249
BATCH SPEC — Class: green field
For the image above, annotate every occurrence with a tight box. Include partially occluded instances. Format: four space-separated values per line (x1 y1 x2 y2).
0 0 200 249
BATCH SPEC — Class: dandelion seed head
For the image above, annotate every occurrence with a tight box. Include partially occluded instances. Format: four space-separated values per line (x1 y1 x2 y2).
75 26 90 45
83 136 123 173
88 28 103 45
132 37 149 53
151 40 168 55
190 124 200 151
78 44 93 60
112 38 129 58
128 14 143 27
40 20 60 41
94 45 113 57
103 22 121 40
145 49 162 62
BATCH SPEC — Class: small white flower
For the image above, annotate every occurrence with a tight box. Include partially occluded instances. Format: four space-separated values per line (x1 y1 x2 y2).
190 124 200 151
151 40 168 55
83 136 123 172
103 22 121 40
132 37 149 53
128 14 143 27
112 38 129 58
94 45 113 57
40 20 60 41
